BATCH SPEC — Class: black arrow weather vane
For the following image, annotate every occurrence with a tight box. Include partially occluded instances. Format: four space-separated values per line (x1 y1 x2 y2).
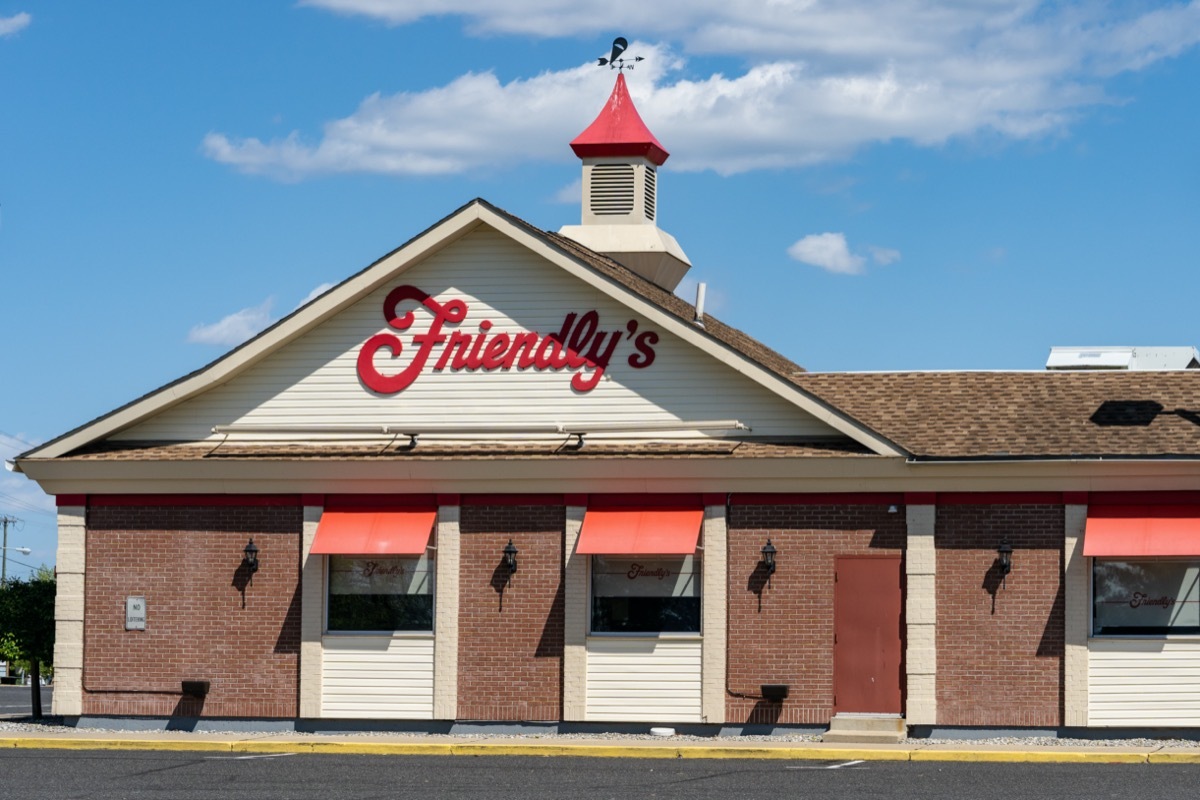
597 37 644 71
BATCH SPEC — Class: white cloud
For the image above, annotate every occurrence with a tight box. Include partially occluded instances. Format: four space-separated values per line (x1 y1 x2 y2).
0 12 30 37
188 297 275 346
302 0 1200 70
187 283 338 346
868 245 901 265
212 4 1200 178
553 178 581 205
295 282 335 309
204 50 679 179
788 234 900 274
788 232 865 275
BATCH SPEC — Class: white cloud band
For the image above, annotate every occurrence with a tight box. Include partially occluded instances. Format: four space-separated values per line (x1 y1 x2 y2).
208 3 1200 178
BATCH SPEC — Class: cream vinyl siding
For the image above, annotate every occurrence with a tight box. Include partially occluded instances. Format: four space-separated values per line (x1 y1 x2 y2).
117 229 829 441
321 635 434 719
1088 638 1200 725
585 637 702 722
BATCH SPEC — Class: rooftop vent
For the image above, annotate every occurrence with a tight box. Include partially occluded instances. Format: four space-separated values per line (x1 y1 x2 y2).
1046 346 1200 371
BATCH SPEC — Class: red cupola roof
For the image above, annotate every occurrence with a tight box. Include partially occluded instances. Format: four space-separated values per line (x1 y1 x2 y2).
570 73 669 166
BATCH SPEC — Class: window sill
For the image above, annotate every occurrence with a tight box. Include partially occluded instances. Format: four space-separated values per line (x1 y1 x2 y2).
587 632 702 641
322 631 435 638
1089 635 1200 641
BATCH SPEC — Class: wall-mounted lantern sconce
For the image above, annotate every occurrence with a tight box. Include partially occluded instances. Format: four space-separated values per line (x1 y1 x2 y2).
242 538 260 579
997 538 1013 586
503 539 519 575
761 538 777 575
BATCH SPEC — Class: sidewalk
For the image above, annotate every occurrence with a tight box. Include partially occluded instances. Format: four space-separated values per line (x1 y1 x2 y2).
2 726 1200 763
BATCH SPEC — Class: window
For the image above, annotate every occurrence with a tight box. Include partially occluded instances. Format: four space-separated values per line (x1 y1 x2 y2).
1093 559 1200 635
590 555 700 633
327 554 433 632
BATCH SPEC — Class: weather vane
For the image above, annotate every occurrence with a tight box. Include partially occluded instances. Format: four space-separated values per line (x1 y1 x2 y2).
597 37 643 71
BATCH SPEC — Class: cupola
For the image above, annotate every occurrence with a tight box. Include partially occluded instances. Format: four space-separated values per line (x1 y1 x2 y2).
559 73 692 291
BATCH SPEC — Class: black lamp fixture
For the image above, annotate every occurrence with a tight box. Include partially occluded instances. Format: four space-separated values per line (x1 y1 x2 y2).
761 538 777 574
997 538 1013 580
242 538 260 576
503 539 519 575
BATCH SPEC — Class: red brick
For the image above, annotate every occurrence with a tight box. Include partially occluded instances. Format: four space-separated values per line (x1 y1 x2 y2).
456 505 564 721
934 505 1064 726
82 505 302 718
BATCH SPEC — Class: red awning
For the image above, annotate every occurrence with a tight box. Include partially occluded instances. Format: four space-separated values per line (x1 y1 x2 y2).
1084 505 1200 557
576 507 703 554
311 506 436 555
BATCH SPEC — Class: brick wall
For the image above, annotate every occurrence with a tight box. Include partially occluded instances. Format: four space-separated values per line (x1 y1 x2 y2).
935 504 1064 726
457 505 565 721
726 504 905 725
83 504 302 718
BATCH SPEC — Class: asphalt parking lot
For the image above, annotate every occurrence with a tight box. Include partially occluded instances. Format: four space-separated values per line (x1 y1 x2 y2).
0 683 52 717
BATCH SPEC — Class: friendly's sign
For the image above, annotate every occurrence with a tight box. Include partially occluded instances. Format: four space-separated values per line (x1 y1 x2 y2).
357 285 659 394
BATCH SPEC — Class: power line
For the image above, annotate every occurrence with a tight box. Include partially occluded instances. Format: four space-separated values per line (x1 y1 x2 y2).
0 430 38 449
0 557 42 576
0 493 52 517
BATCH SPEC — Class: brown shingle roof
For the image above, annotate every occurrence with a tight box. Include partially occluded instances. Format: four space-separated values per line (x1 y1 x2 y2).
792 371 1200 459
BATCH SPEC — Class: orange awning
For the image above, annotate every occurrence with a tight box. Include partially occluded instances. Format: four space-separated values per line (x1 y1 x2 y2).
576 507 703 554
311 506 436 555
1084 505 1200 557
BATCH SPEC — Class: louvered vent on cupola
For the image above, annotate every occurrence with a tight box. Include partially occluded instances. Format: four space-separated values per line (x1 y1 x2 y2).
583 161 657 223
590 164 635 216
643 166 656 221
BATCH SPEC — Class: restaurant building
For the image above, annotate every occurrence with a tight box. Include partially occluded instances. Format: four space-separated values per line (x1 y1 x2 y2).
15 74 1200 734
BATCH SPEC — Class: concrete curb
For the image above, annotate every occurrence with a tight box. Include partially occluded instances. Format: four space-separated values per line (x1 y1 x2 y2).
0 736 1186 762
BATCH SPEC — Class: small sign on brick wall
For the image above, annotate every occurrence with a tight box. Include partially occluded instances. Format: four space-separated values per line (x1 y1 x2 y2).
125 596 146 630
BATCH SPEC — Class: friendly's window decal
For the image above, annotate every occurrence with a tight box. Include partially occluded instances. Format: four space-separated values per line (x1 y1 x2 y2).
327 554 434 632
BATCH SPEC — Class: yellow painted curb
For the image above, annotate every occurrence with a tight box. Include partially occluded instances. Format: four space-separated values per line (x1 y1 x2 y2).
911 749 1148 764
3 737 234 753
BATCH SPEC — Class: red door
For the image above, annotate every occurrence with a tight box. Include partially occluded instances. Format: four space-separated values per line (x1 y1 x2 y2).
833 555 903 713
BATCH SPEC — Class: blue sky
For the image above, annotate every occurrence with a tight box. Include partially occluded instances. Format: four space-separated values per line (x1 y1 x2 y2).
1 2 1199 575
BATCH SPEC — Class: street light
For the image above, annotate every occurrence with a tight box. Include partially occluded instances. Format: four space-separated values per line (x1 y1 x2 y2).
1 546 32 582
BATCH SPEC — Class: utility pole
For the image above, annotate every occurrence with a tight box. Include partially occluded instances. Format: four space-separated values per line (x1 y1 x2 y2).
1 515 21 582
